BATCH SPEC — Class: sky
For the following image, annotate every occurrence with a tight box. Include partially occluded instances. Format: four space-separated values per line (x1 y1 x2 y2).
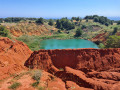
0 0 120 18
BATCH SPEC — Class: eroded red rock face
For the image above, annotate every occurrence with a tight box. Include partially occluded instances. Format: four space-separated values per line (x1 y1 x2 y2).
24 50 59 74
25 48 120 71
25 48 120 90
0 37 32 80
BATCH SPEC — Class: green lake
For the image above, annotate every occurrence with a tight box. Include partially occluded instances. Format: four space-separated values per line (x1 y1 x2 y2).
40 39 98 50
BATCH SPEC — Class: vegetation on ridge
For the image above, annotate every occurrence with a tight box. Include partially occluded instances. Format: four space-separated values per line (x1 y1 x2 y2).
0 26 10 37
8 82 21 89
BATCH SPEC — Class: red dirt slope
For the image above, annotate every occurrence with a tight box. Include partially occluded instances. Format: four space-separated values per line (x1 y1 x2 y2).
0 37 32 80
91 32 109 44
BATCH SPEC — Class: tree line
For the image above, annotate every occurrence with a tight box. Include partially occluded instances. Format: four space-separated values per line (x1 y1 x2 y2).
0 17 38 23
1 15 119 26
84 15 114 26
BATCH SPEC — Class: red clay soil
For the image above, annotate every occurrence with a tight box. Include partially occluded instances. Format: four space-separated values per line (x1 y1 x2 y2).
0 37 32 80
25 48 120 90
91 32 108 43
66 81 93 90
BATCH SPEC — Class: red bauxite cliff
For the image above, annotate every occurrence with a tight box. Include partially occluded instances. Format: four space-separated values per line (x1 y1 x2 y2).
25 48 120 71
24 49 120 90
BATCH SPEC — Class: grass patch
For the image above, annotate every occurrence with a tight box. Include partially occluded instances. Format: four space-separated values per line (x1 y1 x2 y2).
16 35 41 51
59 68 64 71
38 86 46 90
12 71 31 80
9 71 31 84
8 82 21 89
31 81 39 87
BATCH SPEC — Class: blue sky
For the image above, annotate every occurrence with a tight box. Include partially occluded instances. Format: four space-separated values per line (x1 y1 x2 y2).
0 0 120 18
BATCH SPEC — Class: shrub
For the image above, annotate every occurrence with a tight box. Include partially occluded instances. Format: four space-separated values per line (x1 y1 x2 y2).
57 30 62 33
76 17 80 21
112 27 118 35
105 22 109 26
0 26 9 37
56 18 75 30
106 35 120 48
117 20 120 25
38 86 45 90
31 81 39 87
86 19 88 22
0 18 4 23
94 17 99 22
32 70 42 81
98 43 105 48
48 19 54 26
74 28 82 37
59 68 64 71
36 18 44 25
8 82 21 89
81 25 87 29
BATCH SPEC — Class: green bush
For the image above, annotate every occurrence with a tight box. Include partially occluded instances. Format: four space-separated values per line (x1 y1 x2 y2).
106 35 120 48
57 30 62 33
31 81 39 87
8 82 21 89
117 20 120 25
76 17 80 21
0 18 4 23
81 25 87 29
86 19 88 22
48 19 54 26
56 18 75 30
0 26 9 37
59 68 64 71
32 70 42 81
105 22 109 26
98 43 105 48
36 18 44 25
74 28 82 37
94 17 99 22
38 86 45 90
112 27 118 35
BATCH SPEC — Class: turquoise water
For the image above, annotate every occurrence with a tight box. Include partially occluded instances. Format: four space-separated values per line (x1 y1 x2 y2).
40 39 98 50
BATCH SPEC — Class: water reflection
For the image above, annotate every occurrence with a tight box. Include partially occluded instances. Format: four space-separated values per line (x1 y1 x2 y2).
40 39 98 50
